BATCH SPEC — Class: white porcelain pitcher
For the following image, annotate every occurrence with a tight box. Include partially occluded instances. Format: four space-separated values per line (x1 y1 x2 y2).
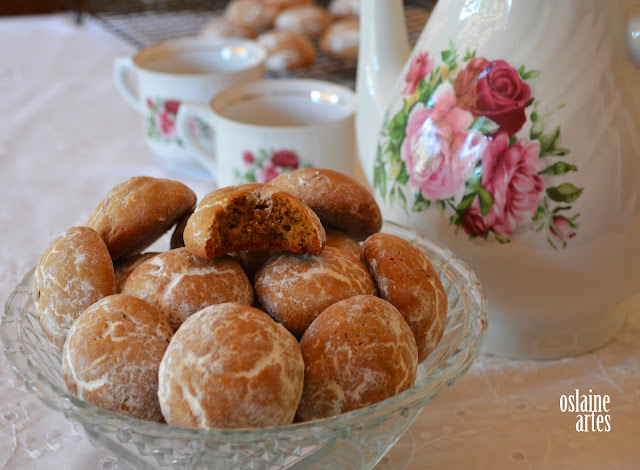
356 0 640 359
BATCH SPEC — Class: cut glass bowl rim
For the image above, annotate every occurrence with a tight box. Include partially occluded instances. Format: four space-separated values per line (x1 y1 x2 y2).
1 221 488 444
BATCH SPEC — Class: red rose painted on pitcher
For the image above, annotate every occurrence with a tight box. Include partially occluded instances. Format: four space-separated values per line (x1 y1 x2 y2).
375 41 582 248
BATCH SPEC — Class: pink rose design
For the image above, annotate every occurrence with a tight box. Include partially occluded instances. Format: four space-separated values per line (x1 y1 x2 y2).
243 151 255 164
164 99 180 115
549 215 576 245
480 132 545 236
256 162 282 183
402 51 434 95
146 97 154 110
270 150 299 169
155 109 177 139
402 82 487 201
454 57 531 137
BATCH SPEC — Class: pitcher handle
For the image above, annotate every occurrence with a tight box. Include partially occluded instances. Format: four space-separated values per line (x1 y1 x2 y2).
628 12 640 67
176 102 218 178
113 56 143 113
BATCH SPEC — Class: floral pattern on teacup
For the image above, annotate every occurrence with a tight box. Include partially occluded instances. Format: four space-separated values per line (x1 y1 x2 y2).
375 42 582 249
145 97 212 146
234 149 311 184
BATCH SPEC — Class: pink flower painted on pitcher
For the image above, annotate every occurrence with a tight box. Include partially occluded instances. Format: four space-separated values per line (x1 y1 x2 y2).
549 215 576 245
480 132 545 236
256 162 282 183
402 82 487 201
270 150 299 169
402 51 434 95
454 57 531 137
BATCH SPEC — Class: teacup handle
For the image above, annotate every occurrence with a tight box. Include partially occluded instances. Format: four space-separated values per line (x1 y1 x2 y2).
176 102 218 177
113 56 143 113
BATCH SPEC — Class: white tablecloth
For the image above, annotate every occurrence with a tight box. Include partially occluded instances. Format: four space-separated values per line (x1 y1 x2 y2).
0 14 639 470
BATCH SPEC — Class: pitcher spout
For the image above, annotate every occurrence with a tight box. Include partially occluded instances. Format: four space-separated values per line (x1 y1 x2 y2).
356 0 411 186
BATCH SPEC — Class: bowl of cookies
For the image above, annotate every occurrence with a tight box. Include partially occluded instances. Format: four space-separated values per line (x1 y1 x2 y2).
1 169 487 470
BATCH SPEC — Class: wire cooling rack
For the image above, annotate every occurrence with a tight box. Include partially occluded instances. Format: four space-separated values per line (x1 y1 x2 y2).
73 0 433 88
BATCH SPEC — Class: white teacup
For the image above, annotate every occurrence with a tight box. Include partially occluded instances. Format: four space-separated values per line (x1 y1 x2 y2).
113 37 266 176
176 79 357 187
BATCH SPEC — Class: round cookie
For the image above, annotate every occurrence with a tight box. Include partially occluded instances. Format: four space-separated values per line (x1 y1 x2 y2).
257 29 317 71
225 0 280 31
327 0 360 19
324 228 360 259
255 246 377 335
199 17 257 40
269 168 381 240
114 252 159 293
87 176 196 261
361 233 448 362
319 18 359 61
158 303 304 429
263 0 313 10
184 183 325 259
33 226 116 352
62 294 173 422
122 247 253 331
275 5 331 38
297 295 418 421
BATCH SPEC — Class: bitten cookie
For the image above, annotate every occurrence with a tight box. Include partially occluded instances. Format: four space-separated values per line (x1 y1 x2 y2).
33 226 116 352
184 183 325 259
158 303 304 429
122 247 253 331
255 246 377 335
87 176 196 261
269 168 382 240
62 294 173 422
297 295 418 421
361 233 447 362
257 29 317 71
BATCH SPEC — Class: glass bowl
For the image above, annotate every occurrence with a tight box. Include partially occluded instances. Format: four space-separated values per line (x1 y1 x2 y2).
1 222 488 470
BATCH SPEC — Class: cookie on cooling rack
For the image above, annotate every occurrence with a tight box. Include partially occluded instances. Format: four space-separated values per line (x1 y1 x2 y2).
319 18 359 61
275 5 331 39
257 29 317 71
